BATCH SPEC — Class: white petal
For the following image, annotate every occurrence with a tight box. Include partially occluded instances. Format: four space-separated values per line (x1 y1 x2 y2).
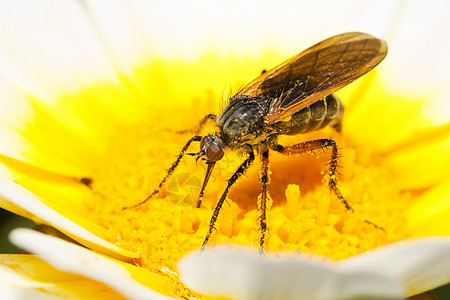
9 228 169 300
178 246 405 300
340 237 450 296
0 254 132 299
0 81 33 166
0 176 134 261
380 1 450 126
0 263 62 300
0 0 120 99
78 0 155 75
382 1 450 94
83 0 398 61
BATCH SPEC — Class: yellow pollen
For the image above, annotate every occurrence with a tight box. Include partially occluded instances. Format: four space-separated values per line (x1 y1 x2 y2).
78 103 412 297
281 115 292 122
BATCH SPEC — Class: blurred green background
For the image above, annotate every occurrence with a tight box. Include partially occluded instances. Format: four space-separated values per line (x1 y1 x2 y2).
0 208 34 253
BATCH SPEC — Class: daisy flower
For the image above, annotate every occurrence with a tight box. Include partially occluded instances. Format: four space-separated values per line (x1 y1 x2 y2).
0 0 449 299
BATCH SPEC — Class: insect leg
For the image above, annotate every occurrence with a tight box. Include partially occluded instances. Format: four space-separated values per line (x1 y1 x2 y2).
176 114 217 134
202 150 255 249
123 135 202 210
273 139 383 230
258 149 270 254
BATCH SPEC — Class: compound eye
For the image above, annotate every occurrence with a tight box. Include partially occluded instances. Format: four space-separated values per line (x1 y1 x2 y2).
200 136 208 149
206 144 224 161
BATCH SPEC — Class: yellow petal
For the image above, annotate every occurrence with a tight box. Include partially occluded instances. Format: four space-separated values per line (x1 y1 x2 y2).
381 123 450 190
0 177 134 261
0 254 126 300
9 229 175 299
406 179 450 236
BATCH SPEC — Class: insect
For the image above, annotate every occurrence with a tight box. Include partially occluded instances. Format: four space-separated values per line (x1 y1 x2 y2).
125 32 388 251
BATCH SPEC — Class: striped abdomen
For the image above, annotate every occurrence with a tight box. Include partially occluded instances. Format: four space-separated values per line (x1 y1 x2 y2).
271 94 344 135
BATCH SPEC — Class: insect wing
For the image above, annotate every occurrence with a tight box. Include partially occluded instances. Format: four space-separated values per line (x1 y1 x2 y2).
236 32 387 124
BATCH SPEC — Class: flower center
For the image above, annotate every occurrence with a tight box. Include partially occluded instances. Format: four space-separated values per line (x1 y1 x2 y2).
83 102 410 277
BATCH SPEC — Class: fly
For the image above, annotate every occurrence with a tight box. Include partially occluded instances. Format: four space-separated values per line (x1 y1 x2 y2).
125 32 388 252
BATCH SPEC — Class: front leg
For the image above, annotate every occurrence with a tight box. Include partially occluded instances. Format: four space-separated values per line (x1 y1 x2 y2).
272 139 383 230
123 135 202 209
177 114 217 134
258 149 270 254
202 149 255 249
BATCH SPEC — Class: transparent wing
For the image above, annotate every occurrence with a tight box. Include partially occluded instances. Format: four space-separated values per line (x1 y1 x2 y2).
235 32 387 124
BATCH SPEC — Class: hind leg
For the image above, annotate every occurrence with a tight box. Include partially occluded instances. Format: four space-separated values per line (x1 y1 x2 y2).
272 139 383 230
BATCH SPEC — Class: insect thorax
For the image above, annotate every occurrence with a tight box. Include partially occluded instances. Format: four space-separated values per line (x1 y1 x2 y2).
217 95 271 148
